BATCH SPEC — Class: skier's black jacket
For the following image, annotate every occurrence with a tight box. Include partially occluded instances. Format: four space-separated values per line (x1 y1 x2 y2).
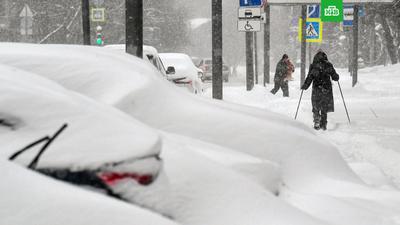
302 51 339 113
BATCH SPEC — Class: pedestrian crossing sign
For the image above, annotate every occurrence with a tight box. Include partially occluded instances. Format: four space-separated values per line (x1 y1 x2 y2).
298 18 323 43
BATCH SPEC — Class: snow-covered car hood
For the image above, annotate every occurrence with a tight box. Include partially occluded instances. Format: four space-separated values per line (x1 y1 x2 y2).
159 53 199 80
0 63 161 170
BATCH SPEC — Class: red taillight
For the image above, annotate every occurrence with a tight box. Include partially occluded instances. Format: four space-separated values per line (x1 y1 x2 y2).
98 172 153 186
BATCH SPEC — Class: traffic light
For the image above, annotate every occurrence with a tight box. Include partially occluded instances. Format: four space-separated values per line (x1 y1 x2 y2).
96 26 104 46
96 33 104 45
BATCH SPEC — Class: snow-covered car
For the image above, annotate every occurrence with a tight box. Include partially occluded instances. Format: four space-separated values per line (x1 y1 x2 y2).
0 64 163 205
159 53 204 94
197 58 230 82
106 44 170 78
2 44 400 225
1 160 178 225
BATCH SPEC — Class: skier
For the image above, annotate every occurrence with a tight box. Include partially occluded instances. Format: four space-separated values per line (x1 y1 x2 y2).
301 50 339 130
271 54 291 97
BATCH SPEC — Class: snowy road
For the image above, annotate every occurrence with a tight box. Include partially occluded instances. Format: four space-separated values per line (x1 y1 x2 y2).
204 65 400 188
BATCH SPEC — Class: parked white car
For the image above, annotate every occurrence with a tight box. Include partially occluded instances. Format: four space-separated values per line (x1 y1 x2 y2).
159 53 204 94
106 45 202 94
106 44 169 77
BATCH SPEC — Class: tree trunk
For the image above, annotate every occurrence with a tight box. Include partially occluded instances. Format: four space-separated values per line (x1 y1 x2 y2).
378 12 398 64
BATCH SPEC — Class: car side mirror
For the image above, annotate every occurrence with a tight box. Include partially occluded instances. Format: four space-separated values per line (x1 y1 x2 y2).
166 66 175 75
146 55 154 60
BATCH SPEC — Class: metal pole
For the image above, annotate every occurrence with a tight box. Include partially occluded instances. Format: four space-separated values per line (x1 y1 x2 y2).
300 5 307 87
254 32 259 84
212 0 223 100
246 32 254 91
348 29 353 74
263 4 270 86
308 42 312 66
82 0 91 45
352 5 359 87
126 0 143 58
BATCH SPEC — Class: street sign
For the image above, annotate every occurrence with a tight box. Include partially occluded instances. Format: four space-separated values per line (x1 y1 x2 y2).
307 5 320 18
238 20 261 32
359 6 365 17
91 8 105 22
238 3 262 32
343 5 365 27
19 4 33 35
240 0 262 7
298 18 323 42
93 0 104 6
343 5 353 26
321 0 343 22
238 7 262 18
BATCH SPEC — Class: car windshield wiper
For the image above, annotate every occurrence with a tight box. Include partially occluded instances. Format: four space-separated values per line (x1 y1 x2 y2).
9 123 68 169
8 123 124 200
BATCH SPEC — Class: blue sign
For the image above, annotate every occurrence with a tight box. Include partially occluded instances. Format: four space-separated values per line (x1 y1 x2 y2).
359 6 365 17
306 21 320 40
307 5 320 18
343 20 353 27
240 0 262 7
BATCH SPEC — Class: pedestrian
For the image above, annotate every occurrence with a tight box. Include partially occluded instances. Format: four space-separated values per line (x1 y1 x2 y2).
301 50 339 130
270 54 292 97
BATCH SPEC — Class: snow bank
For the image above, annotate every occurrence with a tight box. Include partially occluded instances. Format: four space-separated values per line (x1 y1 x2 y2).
107 134 328 225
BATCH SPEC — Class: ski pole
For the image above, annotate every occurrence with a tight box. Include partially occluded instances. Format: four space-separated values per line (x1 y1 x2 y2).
337 81 351 124
295 90 304 120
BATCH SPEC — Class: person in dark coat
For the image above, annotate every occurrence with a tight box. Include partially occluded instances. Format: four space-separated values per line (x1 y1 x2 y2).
301 50 339 130
271 54 290 97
